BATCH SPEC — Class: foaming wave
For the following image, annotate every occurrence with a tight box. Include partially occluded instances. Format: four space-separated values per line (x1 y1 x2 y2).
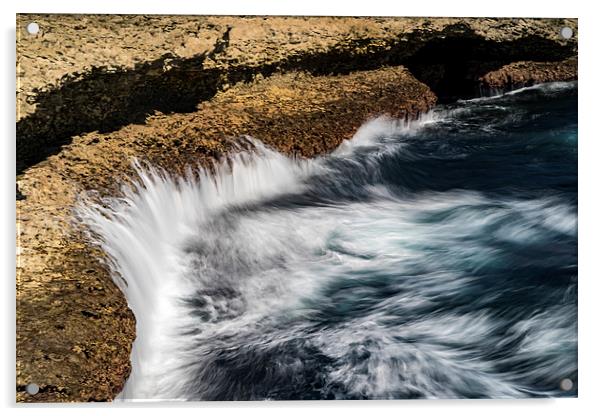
80 181 576 399
77 140 317 399
333 112 442 157
77 87 577 400
462 81 578 104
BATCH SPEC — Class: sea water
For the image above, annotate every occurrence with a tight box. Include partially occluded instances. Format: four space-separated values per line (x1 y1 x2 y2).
79 81 577 400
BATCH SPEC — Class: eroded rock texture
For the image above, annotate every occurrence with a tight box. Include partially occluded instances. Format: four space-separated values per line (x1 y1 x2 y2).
17 16 577 172
479 57 577 93
16 15 577 402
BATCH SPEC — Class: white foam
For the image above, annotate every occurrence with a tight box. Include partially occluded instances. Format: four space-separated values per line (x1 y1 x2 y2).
460 81 578 104
332 112 441 157
77 140 317 399
77 116 576 400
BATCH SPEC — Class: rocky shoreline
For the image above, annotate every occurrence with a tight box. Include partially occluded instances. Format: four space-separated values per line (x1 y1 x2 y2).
479 57 577 93
16 15 577 402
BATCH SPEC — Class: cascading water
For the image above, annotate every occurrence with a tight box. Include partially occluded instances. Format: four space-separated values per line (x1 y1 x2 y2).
78 81 577 400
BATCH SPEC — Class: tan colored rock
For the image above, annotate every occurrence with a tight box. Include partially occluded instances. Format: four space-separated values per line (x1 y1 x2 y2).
479 57 577 92
16 15 577 118
15 15 578 402
16 15 577 170
16 65 435 402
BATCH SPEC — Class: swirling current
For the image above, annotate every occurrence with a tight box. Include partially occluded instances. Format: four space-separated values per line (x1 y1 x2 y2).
79 81 578 400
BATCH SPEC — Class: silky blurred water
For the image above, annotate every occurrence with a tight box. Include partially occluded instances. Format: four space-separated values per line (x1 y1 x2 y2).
80 81 577 400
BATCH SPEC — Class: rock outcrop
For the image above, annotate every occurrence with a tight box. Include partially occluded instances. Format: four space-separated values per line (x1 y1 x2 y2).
17 16 577 172
16 15 577 402
479 57 577 93
16 64 435 403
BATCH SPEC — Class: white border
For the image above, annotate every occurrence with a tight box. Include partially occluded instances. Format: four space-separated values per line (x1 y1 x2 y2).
9 0 581 18
2 1 600 415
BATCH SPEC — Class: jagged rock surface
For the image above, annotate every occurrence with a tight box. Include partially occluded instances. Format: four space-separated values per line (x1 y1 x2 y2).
16 65 435 402
16 15 577 402
17 15 577 171
479 57 577 92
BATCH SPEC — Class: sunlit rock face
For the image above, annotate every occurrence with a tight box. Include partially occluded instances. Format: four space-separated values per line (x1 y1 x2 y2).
82 83 576 400
16 15 577 402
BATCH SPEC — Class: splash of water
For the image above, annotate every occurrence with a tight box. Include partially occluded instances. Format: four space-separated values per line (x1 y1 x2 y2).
78 83 577 400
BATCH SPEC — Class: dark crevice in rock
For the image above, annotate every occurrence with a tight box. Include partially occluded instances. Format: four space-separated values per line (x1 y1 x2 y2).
16 24 575 173
16 184 25 200
404 32 575 102
208 26 232 59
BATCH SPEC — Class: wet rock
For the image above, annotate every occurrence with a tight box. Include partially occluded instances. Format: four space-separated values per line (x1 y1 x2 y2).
16 16 577 172
15 15 577 402
479 57 577 93
16 65 435 403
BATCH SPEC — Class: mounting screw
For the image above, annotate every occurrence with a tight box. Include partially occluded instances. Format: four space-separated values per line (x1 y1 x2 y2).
26 22 40 35
560 27 573 40
560 378 574 391
25 383 39 395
